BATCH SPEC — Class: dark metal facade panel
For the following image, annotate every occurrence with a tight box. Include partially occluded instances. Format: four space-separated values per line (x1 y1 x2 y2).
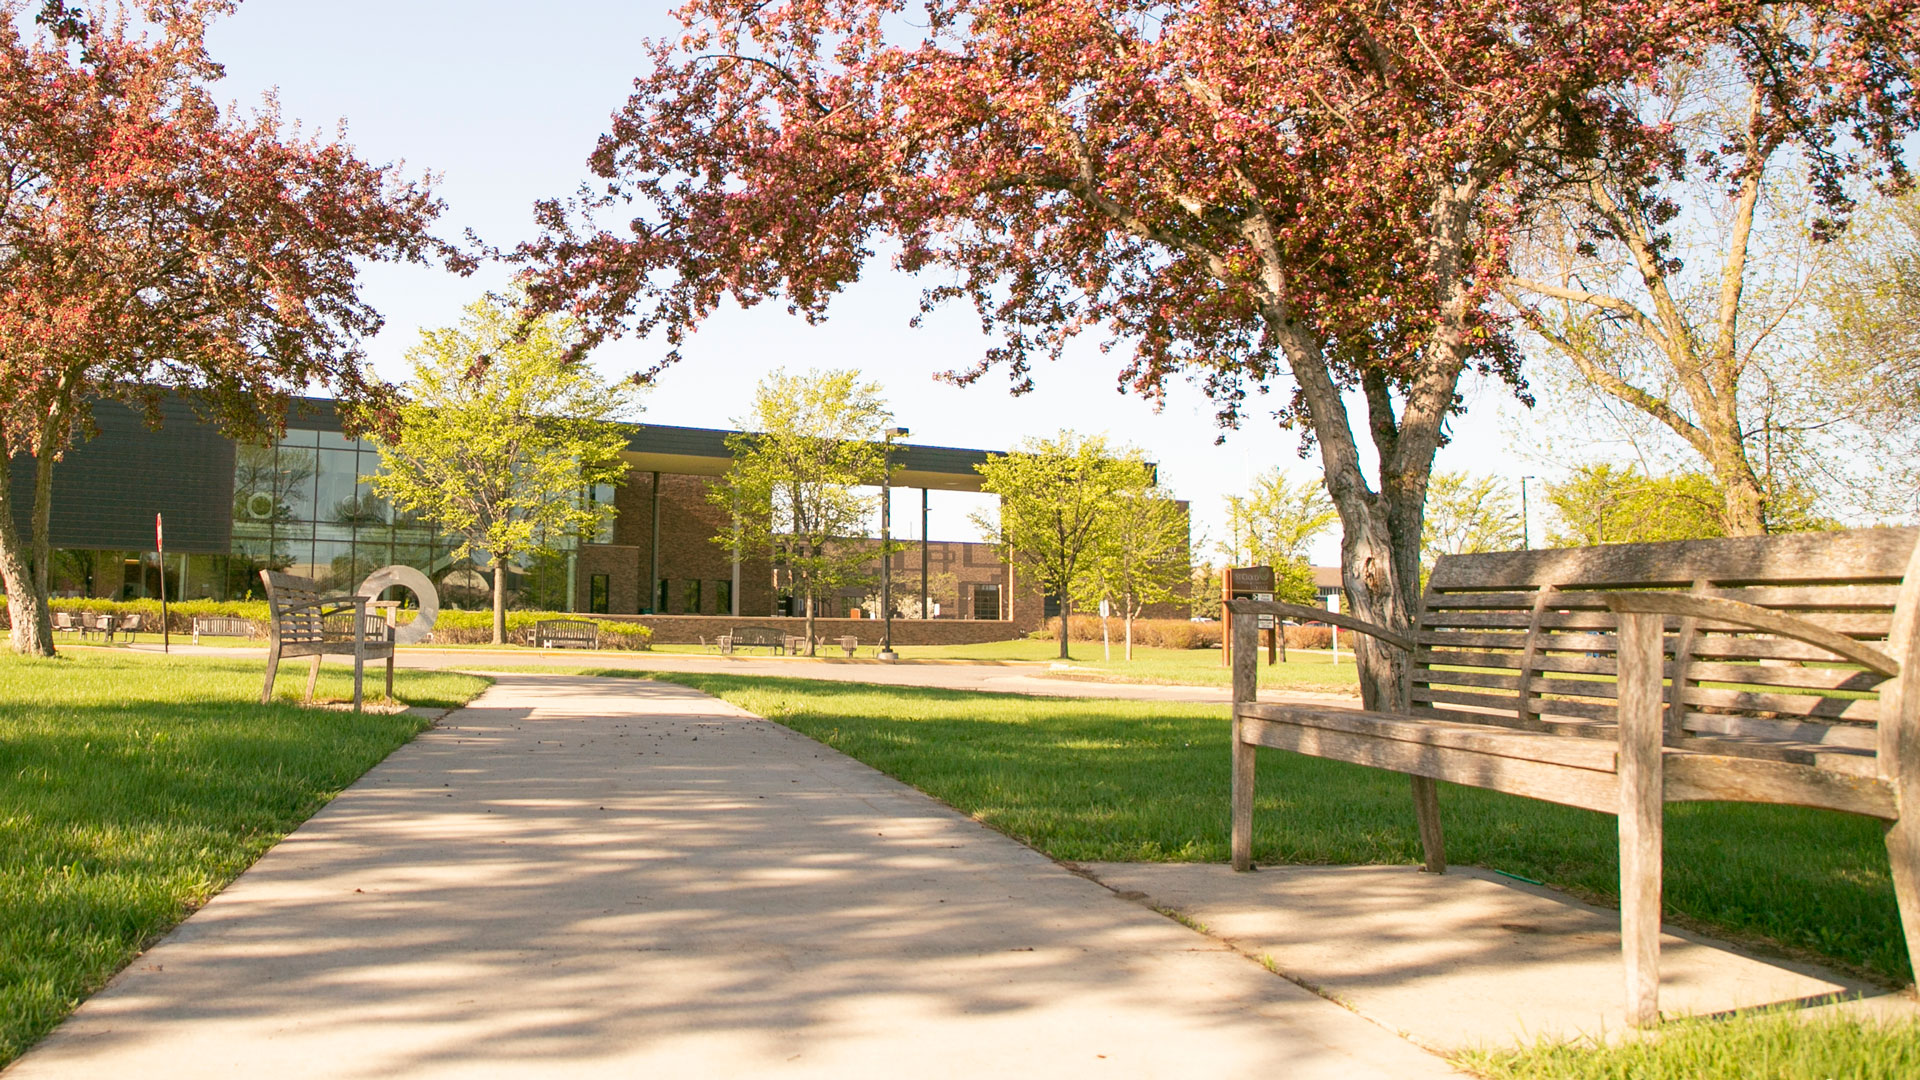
625 422 996 479
7 396 238 554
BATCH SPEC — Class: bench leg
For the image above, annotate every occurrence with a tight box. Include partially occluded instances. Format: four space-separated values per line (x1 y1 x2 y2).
1617 611 1666 1028
305 655 322 702
1886 816 1920 986
1411 776 1445 873
1231 713 1256 871
261 643 281 704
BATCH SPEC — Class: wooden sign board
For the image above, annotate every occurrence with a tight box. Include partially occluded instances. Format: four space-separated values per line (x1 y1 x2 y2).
1227 565 1274 596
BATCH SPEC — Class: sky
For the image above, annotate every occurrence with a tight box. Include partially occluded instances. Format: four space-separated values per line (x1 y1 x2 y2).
201 0 1550 558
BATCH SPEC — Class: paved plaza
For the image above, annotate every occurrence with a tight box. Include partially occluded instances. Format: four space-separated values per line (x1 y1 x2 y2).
14 670 1904 1077
8 675 1452 1079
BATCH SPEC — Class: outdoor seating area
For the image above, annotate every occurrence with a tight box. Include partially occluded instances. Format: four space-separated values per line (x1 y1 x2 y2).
258 570 395 712
1227 526 1920 1027
191 615 256 643
534 619 600 649
11 4 1920 1075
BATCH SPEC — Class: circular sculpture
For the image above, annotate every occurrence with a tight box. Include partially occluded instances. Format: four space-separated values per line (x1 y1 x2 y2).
356 564 440 646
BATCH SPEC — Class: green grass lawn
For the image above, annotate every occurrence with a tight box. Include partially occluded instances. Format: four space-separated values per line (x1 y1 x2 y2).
0 651 490 1067
629 671 1912 988
891 638 1361 692
1459 1008 1920 1079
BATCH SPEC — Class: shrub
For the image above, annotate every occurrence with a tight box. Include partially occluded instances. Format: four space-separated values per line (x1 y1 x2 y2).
394 610 652 650
2 598 652 650
1041 615 1222 650
1284 625 1332 650
1036 617 1335 651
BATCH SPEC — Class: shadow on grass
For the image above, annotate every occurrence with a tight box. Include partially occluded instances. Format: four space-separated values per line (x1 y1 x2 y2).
612 670 1911 987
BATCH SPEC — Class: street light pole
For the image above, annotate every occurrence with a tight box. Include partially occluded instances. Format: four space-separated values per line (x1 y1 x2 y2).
1520 475 1536 549
879 426 909 660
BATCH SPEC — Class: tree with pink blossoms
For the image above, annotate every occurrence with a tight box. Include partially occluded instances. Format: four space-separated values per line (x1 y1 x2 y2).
519 1 1917 722
0 1 466 656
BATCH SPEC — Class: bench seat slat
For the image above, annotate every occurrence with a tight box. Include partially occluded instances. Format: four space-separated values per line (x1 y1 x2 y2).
1665 754 1895 818
1240 711 1894 815
1239 713 1621 813
1241 704 1622 769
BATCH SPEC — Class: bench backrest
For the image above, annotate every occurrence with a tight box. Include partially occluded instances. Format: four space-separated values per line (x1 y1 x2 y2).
1417 527 1920 761
260 570 328 645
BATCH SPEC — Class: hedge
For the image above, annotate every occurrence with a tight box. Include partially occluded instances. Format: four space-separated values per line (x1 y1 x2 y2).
1 597 652 650
1038 615 1336 650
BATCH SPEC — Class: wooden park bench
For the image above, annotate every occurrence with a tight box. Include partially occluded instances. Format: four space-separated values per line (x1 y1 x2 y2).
1227 526 1920 1026
192 614 255 644
259 570 395 712
535 619 600 649
729 627 786 654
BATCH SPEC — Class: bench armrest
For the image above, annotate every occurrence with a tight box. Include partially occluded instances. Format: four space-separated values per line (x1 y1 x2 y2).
1597 592 1899 678
1224 598 1416 653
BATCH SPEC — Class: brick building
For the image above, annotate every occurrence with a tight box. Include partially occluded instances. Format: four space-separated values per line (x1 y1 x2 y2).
10 397 1192 644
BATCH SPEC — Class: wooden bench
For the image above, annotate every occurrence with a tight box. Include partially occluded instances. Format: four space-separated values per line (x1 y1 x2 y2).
259 570 394 712
535 619 600 649
192 615 256 643
1228 526 1920 1025
729 627 786 654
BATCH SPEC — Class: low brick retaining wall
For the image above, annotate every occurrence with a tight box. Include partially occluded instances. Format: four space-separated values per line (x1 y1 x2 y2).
590 613 1026 647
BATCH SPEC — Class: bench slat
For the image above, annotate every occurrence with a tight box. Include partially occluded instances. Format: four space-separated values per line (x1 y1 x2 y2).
1685 660 1890 693
1681 713 1877 750
1679 686 1880 722
1427 528 1918 590
1241 704 1622 770
1665 754 1896 818
1240 714 1622 813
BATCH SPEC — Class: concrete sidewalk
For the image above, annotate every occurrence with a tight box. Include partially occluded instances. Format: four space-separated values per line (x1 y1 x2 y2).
8 675 1452 1079
128 641 1362 707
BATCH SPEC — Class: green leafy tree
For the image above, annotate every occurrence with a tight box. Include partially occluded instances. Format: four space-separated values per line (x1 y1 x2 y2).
1421 473 1523 569
711 369 891 654
1217 470 1332 613
1543 465 1727 546
370 295 637 645
1219 472 1338 569
1082 482 1188 660
973 432 1143 660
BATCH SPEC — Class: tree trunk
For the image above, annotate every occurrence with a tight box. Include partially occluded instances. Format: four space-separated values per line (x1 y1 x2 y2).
1057 598 1070 660
1334 497 1420 713
0 432 54 656
492 559 507 646
1124 605 1133 661
803 585 816 656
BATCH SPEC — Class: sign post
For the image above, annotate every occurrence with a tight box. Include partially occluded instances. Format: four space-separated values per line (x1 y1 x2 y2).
1224 565 1280 667
156 513 169 654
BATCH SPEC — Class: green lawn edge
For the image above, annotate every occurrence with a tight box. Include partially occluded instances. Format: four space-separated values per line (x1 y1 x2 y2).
0 652 492 1067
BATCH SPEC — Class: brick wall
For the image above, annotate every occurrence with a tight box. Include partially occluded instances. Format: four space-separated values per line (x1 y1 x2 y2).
599 613 1031 647
573 470 1192 629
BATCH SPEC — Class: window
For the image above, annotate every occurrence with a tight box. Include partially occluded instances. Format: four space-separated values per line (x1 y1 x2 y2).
590 574 609 614
586 483 616 544
973 584 1002 620
714 579 731 616
1042 592 1061 619
682 578 702 615
657 579 670 614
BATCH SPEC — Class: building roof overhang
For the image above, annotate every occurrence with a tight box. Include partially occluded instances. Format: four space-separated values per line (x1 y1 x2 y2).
622 423 994 493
